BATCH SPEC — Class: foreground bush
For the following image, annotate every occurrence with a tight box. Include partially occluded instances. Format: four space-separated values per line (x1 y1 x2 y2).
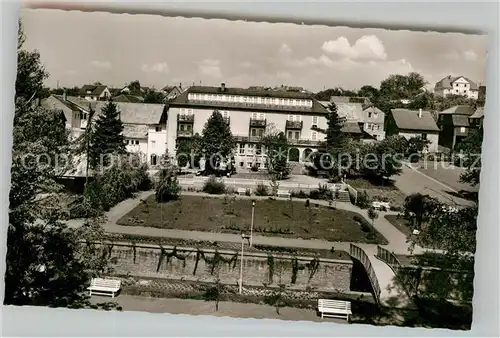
203 175 226 194
255 182 268 196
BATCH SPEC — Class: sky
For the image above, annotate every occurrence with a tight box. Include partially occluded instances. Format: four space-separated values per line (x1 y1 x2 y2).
20 8 488 93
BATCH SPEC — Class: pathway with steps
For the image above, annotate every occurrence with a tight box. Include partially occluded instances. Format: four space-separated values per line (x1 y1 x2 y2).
66 183 437 310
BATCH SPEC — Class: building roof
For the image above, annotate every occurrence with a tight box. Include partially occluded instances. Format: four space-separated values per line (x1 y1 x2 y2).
469 107 484 119
80 84 108 96
112 94 144 103
390 109 440 132
452 115 470 127
92 101 166 125
187 85 314 99
434 75 478 91
123 124 148 139
341 121 363 134
169 86 329 114
438 105 476 116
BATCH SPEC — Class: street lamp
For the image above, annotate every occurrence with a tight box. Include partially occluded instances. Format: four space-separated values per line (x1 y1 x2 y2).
250 200 256 247
239 233 251 294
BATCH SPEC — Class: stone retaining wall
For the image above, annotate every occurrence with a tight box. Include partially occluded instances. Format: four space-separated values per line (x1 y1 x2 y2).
108 243 353 293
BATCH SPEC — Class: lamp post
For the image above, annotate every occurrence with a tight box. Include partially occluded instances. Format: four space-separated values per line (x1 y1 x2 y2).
250 200 255 247
239 233 250 294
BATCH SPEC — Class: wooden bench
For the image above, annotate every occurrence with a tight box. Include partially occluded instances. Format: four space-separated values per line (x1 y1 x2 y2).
276 189 291 198
317 299 352 321
87 278 121 298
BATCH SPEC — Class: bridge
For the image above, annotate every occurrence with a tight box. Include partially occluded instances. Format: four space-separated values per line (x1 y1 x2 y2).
350 243 415 309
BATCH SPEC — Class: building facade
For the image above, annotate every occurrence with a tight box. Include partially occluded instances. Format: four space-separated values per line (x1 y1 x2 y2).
437 105 476 150
166 84 331 171
434 75 479 100
386 108 440 153
79 85 111 101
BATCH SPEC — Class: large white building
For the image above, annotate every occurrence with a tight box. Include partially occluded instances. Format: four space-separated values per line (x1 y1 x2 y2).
434 75 479 100
166 83 333 171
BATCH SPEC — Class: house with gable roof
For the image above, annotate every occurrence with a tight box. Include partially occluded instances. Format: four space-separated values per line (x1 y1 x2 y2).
386 108 440 153
434 75 479 100
79 84 111 101
437 105 477 150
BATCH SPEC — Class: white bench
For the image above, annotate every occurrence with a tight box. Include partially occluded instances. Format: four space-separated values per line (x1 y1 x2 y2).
317 299 352 321
372 201 390 210
87 278 121 298
237 188 251 195
277 189 291 198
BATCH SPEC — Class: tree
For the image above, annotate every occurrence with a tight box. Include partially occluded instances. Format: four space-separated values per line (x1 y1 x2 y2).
201 110 235 174
360 137 404 184
403 193 440 230
6 22 118 310
16 20 49 101
128 80 141 93
88 100 126 169
457 126 483 186
325 102 346 150
379 72 426 100
176 133 202 168
367 207 379 226
155 166 182 203
144 90 165 104
261 125 291 180
357 85 379 101
406 136 431 162
315 87 357 101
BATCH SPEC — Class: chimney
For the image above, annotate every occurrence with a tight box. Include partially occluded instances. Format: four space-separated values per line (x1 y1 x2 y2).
179 82 182 90
418 108 422 118
221 83 226 92
63 89 67 101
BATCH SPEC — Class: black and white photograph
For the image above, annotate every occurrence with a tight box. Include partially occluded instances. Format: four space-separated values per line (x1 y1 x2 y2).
5 3 488 331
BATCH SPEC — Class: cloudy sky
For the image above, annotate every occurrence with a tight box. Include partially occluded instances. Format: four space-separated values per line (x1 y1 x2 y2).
20 8 488 92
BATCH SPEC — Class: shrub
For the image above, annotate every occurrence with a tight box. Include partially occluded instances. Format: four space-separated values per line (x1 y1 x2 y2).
251 163 259 172
291 190 308 199
390 205 403 212
356 190 371 209
225 186 236 195
155 169 181 203
245 188 251 196
255 182 268 196
353 215 370 232
203 175 226 195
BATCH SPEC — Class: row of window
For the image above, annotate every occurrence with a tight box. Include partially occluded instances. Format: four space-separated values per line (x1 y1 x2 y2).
367 111 379 119
187 93 313 107
125 140 140 145
366 123 381 131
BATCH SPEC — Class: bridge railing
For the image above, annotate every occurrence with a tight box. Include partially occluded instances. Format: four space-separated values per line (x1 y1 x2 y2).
376 245 418 298
350 244 381 304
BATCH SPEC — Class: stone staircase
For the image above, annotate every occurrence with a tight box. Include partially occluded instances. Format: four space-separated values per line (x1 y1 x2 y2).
335 190 351 202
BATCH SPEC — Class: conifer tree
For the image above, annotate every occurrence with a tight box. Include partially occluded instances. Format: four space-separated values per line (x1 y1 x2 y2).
201 110 235 174
89 100 126 168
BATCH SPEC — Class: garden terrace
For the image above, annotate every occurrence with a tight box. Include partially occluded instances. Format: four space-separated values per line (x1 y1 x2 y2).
116 195 388 244
345 177 406 208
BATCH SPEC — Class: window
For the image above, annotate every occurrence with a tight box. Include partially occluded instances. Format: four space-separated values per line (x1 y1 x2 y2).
247 162 252 168
312 116 318 127
251 112 258 119
155 126 162 132
150 154 157 166
292 99 296 106
368 112 372 118
460 126 466 133
180 108 185 114
239 162 244 167
151 140 156 148
186 124 192 131
180 124 185 131
294 131 300 139
239 144 245 154
287 131 293 139
188 109 194 115
125 140 129 145
258 113 265 120
258 129 264 137
311 131 317 141
135 140 139 145
421 133 427 140
251 129 257 137
243 96 247 102
217 95 222 101
256 145 262 155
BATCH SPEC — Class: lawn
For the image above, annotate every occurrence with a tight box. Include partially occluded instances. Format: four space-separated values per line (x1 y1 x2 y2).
345 177 407 208
117 195 388 244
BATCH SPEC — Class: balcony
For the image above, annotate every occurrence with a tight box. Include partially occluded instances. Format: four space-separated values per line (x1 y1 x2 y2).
177 114 195 123
286 120 303 130
234 135 263 143
287 138 321 146
249 118 267 128
177 130 193 138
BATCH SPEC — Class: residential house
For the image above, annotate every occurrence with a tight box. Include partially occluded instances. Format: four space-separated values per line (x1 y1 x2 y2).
469 106 484 129
319 99 378 142
434 75 479 100
166 83 331 170
41 94 168 165
437 105 476 150
112 94 145 103
362 106 386 141
160 85 183 101
79 84 111 101
386 108 440 153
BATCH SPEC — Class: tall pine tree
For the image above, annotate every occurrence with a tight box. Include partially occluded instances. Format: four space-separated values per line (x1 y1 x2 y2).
325 102 346 151
201 110 235 174
89 100 126 168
